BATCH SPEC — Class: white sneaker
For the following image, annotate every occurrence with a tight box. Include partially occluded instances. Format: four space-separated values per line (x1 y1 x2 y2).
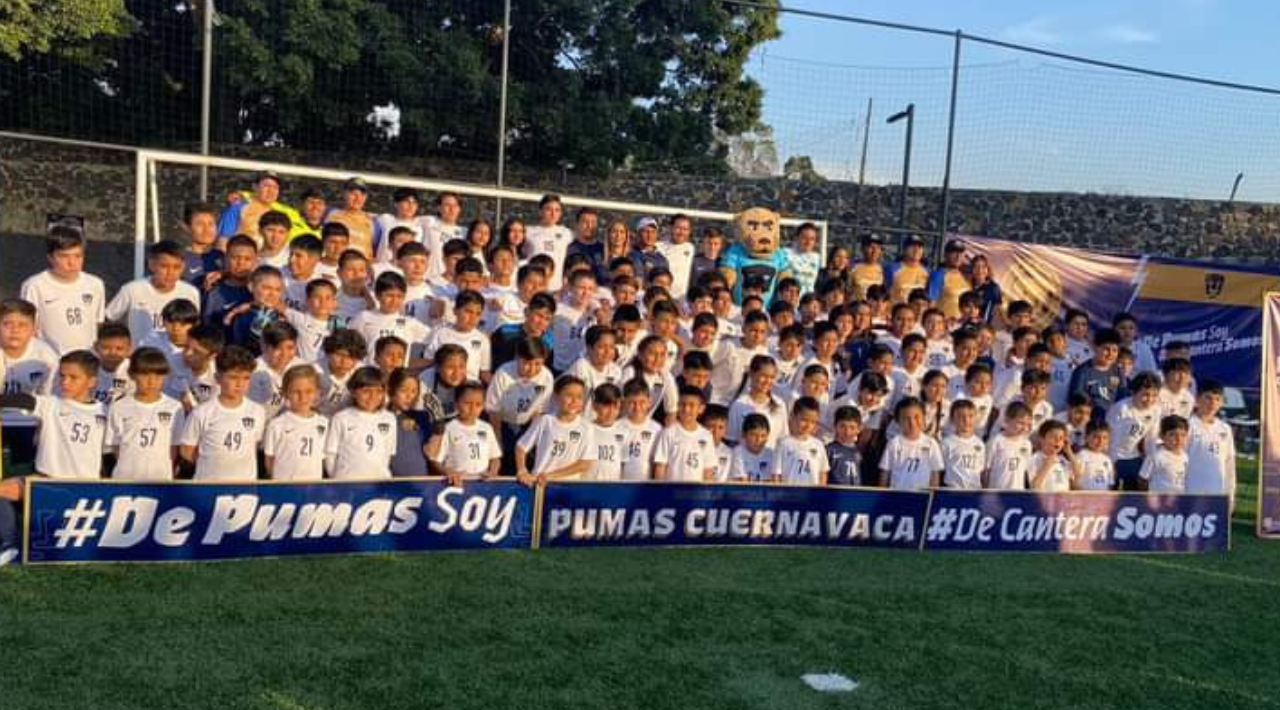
0 548 19 567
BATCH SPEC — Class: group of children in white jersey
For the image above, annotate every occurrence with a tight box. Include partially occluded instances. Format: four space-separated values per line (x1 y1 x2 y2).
0 181 1240 564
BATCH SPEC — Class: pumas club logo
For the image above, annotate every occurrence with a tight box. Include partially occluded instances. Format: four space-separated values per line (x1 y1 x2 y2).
378 422 392 434
158 412 173 424
1204 272 1225 299
81 293 94 304
241 417 256 429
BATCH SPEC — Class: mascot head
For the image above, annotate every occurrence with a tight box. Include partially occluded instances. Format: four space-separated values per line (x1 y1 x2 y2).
735 207 781 258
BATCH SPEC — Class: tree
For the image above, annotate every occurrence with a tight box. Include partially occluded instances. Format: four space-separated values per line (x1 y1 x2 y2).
0 0 130 61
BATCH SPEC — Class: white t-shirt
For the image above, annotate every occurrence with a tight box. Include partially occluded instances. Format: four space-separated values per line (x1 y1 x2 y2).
616 417 661 480
1074 449 1115 491
1049 357 1073 412
20 270 106 353
89 358 130 406
425 325 491 381
1140 446 1189 493
727 393 789 447
163 356 218 407
336 292 372 321
590 422 626 480
566 357 623 394
285 309 336 363
263 410 329 481
484 360 554 426
350 311 430 364
248 357 316 419
317 365 354 416
942 433 986 489
551 301 595 372
30 395 106 479
730 444 774 482
985 433 1032 490
653 423 718 482
434 418 501 479
179 398 267 481
1106 398 1160 461
524 225 574 290
620 366 678 419
107 394 184 481
1185 416 1236 496
518 413 597 479
1030 451 1072 492
925 338 955 370
374 214 426 264
772 435 829 486
658 241 696 299
325 408 397 479
711 441 734 482
105 278 201 344
1159 388 1196 420
879 433 944 491
1065 337 1093 369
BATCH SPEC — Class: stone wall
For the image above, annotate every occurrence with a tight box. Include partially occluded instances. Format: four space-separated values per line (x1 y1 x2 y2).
3 136 1280 263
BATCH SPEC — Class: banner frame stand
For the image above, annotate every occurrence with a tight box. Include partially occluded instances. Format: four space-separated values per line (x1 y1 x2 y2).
1259 291 1280 538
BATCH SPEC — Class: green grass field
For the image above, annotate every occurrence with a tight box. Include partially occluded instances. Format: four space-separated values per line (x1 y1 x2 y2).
2 463 1277 710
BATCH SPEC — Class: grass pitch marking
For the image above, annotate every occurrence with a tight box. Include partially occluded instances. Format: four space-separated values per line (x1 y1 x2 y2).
802 673 858 692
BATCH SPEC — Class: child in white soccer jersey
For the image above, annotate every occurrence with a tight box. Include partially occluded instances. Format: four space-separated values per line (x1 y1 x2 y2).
1029 420 1076 492
568 325 622 393
1107 372 1162 490
1073 421 1116 491
878 397 944 490
984 401 1033 490
1185 381 1236 502
263 365 328 481
942 399 986 490
107 347 184 481
248 321 312 419
616 378 662 480
773 397 829 486
432 382 501 486
1060 393 1093 453
1139 415 1190 493
106 240 201 344
589 383 625 480
89 322 132 405
179 345 266 481
653 386 718 482
727 354 789 447
516 375 596 485
1159 358 1196 419
920 369 951 440
283 235 324 310
316 329 366 415
140 298 199 360
552 268 598 372
621 335 679 424
701 404 733 482
20 226 106 353
349 271 431 368
729 413 774 483
325 366 397 479
424 290 491 383
164 323 222 409
486 338 555 476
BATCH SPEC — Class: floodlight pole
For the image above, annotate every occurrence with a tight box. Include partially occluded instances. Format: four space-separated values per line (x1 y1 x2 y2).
886 103 914 248
494 0 512 224
199 0 214 200
937 30 962 265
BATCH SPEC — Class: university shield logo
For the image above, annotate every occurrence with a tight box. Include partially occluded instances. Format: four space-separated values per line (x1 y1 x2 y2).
241 417 256 429
29 372 41 384
158 412 172 424
1204 272 1225 299
81 293 93 304
378 422 391 434
316 425 326 436
569 431 581 442
95 415 107 426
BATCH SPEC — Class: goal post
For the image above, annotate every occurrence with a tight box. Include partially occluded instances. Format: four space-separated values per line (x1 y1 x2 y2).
134 148 829 280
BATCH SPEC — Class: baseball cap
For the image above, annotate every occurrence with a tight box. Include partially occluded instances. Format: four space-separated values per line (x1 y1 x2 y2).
254 170 283 188
636 216 659 231
944 239 966 253
904 235 925 247
861 234 884 247
343 176 369 193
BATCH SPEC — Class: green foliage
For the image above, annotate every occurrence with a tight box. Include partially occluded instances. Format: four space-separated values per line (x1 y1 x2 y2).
0 0 130 61
0 0 781 174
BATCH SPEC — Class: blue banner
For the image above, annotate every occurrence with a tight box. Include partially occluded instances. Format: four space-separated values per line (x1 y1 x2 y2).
922 491 1230 553
539 482 930 550
24 479 536 564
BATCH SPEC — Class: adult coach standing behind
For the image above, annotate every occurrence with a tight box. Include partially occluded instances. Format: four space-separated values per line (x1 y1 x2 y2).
325 177 376 260
217 171 305 245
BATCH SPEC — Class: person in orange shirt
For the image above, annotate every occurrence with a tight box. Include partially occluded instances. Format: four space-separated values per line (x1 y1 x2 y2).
324 177 376 260
886 235 931 304
927 240 973 320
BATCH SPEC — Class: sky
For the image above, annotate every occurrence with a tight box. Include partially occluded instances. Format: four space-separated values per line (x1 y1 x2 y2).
745 0 1280 201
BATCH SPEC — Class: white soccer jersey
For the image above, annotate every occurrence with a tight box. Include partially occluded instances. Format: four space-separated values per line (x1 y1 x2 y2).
1065 337 1093 368
282 272 312 312
620 366 678 419
425 325 491 380
434 418 501 479
589 422 626 480
566 357 623 394
263 410 329 481
106 394 184 481
137 331 183 361
480 283 522 332
1186 416 1235 496
1106 398 1160 461
105 278 201 344
2 339 59 396
285 309 336 362
524 224 574 290
404 281 436 325
248 357 316 419
551 301 594 372
730 445 774 482
957 393 994 435
336 292 372 321
710 341 764 406
421 216 464 278
1030 452 1072 492
1048 357 1073 411
179 398 266 481
890 365 926 407
925 339 954 370
1140 447 1188 493
1074 449 1115 490
258 249 289 270
317 366 355 416
484 361 554 426
350 311 430 364
790 356 839 393
727 393 789 447
1159 387 1196 420
653 423 717 482
985 433 1032 490
942 434 986 489
657 240 696 299
709 442 733 482
616 417 661 480
30 395 106 479
20 270 106 353
325 408 397 479
164 357 218 407
518 413 596 479
772 435 829 486
879 433 944 491
91 358 131 406
374 214 426 264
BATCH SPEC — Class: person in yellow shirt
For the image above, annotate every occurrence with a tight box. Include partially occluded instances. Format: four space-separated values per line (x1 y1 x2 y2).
887 235 931 304
927 240 973 320
849 234 886 300
324 177 376 260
